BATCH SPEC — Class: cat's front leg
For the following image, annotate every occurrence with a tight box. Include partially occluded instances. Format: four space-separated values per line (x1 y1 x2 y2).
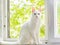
32 33 38 44
35 30 40 44
36 34 40 44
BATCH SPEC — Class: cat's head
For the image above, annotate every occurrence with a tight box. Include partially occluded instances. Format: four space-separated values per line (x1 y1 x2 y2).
32 7 42 18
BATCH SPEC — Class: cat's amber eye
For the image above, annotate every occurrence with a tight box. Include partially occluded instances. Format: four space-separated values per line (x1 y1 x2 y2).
34 13 36 15
38 13 40 15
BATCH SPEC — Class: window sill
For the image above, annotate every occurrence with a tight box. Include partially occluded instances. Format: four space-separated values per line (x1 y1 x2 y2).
49 38 60 43
0 41 18 45
0 41 46 45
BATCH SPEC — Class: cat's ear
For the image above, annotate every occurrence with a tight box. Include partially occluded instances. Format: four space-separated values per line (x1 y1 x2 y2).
38 6 42 12
32 7 35 13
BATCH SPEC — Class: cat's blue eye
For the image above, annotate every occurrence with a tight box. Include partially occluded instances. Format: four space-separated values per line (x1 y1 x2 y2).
34 13 36 15
38 13 40 15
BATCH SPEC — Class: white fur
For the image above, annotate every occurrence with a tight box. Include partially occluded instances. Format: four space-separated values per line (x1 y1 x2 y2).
18 10 41 44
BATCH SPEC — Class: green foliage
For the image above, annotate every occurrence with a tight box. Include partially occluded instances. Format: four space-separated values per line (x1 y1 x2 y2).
40 25 45 38
10 0 46 38
30 0 35 3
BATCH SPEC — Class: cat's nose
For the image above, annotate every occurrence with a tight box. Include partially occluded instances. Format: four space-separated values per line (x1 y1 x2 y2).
36 16 38 18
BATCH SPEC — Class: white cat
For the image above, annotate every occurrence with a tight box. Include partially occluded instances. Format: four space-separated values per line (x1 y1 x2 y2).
18 7 41 44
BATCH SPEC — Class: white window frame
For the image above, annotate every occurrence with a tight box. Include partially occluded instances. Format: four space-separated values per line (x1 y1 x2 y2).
1 0 48 44
45 0 60 45
0 0 16 42
1 0 60 45
46 0 60 44
0 0 3 41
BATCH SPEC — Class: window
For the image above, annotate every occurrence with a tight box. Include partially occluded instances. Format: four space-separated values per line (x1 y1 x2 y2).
46 0 60 43
9 0 47 40
1 0 60 45
54 0 60 38
0 0 47 44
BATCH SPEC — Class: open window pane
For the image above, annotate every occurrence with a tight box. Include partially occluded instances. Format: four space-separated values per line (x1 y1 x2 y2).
9 0 46 39
55 0 60 38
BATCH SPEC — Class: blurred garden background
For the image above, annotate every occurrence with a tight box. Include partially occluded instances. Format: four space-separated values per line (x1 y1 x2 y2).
10 0 46 39
9 0 60 39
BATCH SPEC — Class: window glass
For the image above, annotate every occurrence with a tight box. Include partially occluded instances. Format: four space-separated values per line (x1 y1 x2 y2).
55 0 60 38
9 0 46 39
